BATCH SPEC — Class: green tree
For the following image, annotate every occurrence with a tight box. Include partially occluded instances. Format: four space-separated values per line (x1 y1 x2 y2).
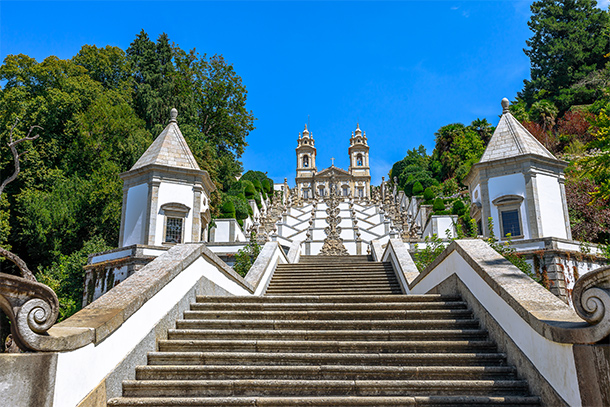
520 0 610 112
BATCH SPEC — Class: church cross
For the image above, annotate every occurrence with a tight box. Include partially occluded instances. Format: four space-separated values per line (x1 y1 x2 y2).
331 157 335 166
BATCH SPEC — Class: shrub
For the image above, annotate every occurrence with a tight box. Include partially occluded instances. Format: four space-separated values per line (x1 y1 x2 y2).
412 182 424 195
261 179 272 194
220 199 236 219
423 187 435 201
433 198 445 212
442 177 459 196
226 195 249 221
452 200 466 216
233 231 261 277
243 181 257 199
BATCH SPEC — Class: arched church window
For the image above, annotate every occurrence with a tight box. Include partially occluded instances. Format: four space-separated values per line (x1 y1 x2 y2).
160 202 191 244
303 155 309 168
492 195 524 239
356 154 363 166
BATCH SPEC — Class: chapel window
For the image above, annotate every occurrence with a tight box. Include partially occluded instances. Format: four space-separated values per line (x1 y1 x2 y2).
492 195 524 239
318 186 326 197
165 217 183 243
356 154 363 166
342 186 349 197
160 202 190 245
500 210 521 238
303 155 309 168
303 189 310 199
357 187 364 198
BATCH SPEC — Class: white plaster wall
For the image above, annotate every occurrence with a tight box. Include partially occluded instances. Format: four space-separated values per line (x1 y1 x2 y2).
537 174 568 239
487 173 529 239
155 182 196 245
123 184 149 247
54 256 251 407
410 251 580 406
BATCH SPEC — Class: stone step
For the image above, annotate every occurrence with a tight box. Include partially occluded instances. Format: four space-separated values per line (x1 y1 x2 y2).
108 395 541 406
167 328 488 341
181 309 473 321
265 283 401 290
175 318 481 331
266 284 401 295
120 379 530 398
157 339 497 354
189 301 469 311
263 289 403 296
270 271 398 279
273 267 395 273
135 365 518 381
193 295 458 303
147 351 509 367
268 275 399 282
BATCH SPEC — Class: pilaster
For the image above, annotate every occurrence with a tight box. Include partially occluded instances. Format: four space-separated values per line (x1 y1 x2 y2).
146 179 161 246
191 184 203 242
118 186 129 247
558 175 572 240
524 170 542 238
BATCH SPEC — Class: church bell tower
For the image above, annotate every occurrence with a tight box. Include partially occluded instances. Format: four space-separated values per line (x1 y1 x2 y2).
348 124 371 198
295 125 317 200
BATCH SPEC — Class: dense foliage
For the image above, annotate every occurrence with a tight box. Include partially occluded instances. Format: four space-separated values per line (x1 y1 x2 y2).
0 31 257 321
390 0 610 249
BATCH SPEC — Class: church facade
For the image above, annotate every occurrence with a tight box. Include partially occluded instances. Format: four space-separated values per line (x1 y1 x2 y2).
295 124 371 200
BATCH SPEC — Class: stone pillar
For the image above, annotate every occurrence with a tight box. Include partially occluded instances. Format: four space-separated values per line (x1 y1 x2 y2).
191 184 203 243
118 186 129 247
558 175 572 240
381 177 385 202
146 179 161 246
524 170 542 238
480 178 491 238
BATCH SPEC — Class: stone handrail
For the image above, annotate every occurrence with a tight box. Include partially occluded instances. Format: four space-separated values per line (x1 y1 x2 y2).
411 239 610 344
3 243 255 352
244 241 288 295
286 240 302 263
381 238 419 291
0 273 93 352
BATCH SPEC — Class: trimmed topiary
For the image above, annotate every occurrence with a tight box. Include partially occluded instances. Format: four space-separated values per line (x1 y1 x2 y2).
433 198 445 212
452 200 466 216
261 179 272 194
423 187 435 201
220 199 236 219
412 181 424 195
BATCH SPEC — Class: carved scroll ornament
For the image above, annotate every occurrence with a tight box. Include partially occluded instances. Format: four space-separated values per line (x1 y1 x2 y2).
573 265 610 328
0 272 59 351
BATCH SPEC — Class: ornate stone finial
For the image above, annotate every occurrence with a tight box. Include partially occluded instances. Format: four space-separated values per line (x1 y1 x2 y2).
501 98 510 114
170 108 178 123
303 124 309 137
355 123 362 135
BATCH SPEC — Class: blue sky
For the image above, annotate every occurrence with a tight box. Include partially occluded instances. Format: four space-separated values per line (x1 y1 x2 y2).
2 1 607 185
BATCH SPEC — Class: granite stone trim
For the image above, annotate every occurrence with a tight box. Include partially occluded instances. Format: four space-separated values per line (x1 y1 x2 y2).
411 239 610 344
50 243 254 350
244 241 288 291
381 238 419 292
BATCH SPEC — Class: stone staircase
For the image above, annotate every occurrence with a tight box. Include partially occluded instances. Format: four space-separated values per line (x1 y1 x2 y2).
266 255 402 295
108 256 540 406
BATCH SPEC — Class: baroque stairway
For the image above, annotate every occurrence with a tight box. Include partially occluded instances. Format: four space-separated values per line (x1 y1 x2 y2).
108 256 540 406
